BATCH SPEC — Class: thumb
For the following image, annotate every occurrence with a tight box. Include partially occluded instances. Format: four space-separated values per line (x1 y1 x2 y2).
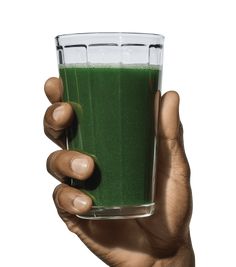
142 91 192 244
158 91 181 140
157 91 190 182
154 91 192 239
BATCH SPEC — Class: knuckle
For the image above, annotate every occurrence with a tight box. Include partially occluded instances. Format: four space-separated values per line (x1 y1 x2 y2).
47 151 59 172
52 184 62 202
47 150 66 180
44 103 60 125
52 184 67 203
44 107 55 131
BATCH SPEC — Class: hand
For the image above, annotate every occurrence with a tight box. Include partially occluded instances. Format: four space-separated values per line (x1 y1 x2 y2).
44 77 195 267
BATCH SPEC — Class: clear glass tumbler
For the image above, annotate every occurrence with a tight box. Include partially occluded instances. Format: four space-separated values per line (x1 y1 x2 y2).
55 32 164 219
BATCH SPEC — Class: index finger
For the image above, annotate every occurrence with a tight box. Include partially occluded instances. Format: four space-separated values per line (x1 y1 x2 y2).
44 77 63 103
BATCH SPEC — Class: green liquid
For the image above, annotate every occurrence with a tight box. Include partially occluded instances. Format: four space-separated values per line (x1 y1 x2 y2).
59 65 160 207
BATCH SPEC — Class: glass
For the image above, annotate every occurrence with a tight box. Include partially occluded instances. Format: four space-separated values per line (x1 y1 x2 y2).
55 32 164 219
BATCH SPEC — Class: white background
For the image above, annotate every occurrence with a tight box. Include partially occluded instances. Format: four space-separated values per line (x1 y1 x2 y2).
0 0 235 266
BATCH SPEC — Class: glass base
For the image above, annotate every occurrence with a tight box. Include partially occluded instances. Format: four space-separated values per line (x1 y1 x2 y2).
77 203 155 220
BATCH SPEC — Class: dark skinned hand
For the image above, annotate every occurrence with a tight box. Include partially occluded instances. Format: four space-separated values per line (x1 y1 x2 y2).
44 77 195 267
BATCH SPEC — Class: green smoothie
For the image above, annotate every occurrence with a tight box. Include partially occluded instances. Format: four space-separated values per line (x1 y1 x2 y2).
59 65 160 207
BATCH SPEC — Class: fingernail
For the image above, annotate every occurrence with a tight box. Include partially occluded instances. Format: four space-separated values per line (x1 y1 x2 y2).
52 105 65 121
71 157 89 177
73 196 88 211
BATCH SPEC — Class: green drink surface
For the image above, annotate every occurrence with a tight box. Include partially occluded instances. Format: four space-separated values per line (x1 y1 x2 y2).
59 65 160 206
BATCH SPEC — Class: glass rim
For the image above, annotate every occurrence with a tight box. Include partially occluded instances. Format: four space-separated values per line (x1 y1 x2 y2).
55 31 165 40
